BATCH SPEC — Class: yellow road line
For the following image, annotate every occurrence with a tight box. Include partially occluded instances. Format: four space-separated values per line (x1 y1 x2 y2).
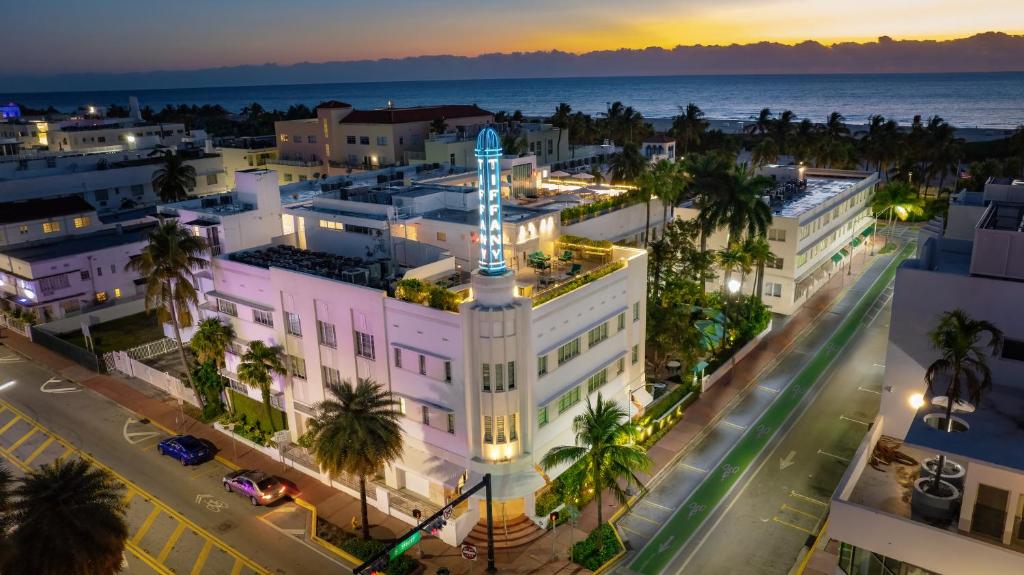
8 427 38 451
794 518 830 575
790 490 828 506
190 540 213 575
628 512 662 526
56 442 74 461
772 516 815 534
230 558 244 575
124 489 137 505
22 435 54 464
782 504 820 520
132 507 162 544
157 522 187 562
0 415 21 434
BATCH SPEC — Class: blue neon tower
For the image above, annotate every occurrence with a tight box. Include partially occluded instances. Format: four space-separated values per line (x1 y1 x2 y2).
476 127 506 276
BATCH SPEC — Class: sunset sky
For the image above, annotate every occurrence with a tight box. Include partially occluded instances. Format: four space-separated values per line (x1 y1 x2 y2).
8 0 1023 75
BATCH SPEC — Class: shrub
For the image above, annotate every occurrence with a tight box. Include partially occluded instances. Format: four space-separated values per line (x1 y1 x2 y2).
340 537 386 560
560 191 644 224
535 489 562 518
396 278 461 312
533 261 624 307
571 523 623 571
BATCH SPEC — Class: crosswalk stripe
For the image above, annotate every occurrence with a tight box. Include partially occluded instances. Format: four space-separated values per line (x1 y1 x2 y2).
8 427 38 451
132 507 162 544
190 540 214 575
158 523 187 562
22 436 55 464
0 415 21 435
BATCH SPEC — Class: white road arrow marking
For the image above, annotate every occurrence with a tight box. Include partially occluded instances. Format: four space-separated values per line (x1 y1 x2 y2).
779 450 796 471
122 418 161 444
40 377 79 394
657 535 675 553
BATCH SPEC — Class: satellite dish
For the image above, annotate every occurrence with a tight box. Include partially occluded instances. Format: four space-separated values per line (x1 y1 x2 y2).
931 396 976 413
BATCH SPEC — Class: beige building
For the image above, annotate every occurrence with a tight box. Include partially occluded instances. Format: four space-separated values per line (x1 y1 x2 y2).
274 102 493 173
216 136 278 189
423 122 569 168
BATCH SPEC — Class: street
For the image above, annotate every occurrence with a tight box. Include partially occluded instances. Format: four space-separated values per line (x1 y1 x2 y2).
619 242 912 575
0 345 348 575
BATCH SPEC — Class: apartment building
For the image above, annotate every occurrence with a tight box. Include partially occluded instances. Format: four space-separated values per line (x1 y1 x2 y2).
205 130 648 540
828 184 1024 574
641 135 676 162
677 166 877 315
423 122 569 168
0 148 227 210
274 102 493 174
215 136 278 189
43 120 202 153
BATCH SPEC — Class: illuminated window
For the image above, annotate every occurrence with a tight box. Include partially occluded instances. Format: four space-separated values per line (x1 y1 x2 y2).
436 231 446 242
18 225 27 235
319 220 343 231
280 134 288 142
114 288 122 298
483 416 493 442
73 216 90 229
42 221 60 234
95 291 107 302
496 415 506 443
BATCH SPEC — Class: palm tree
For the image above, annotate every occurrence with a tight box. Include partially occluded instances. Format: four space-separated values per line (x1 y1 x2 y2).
636 160 685 246
549 103 572 162
501 131 528 156
750 137 779 169
589 164 605 186
540 393 651 525
0 464 12 566
237 340 286 431
8 459 127 575
429 116 447 134
772 110 796 154
309 379 402 540
127 219 208 405
702 168 773 243
923 310 1002 494
671 103 708 154
790 119 818 165
717 244 750 295
746 108 773 136
190 317 235 368
152 151 197 203
742 236 774 300
609 143 646 184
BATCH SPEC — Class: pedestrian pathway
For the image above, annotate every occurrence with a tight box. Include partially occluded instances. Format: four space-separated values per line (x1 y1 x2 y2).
622 243 914 575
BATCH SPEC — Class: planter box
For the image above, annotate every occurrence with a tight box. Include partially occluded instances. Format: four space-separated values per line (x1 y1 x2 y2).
911 478 961 525
701 321 773 392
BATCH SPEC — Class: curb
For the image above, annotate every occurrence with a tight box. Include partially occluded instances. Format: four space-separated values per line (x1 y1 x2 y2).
293 498 363 566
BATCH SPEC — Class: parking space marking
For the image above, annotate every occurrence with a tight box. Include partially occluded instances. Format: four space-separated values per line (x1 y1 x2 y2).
8 427 38 451
857 386 881 395
640 499 672 511
781 504 818 520
628 512 662 526
22 436 55 464
790 491 827 507
190 541 213 575
771 516 815 534
133 508 162 544
680 463 707 474
840 414 870 426
0 415 21 434
757 385 779 394
157 523 188 562
817 449 851 463
230 558 245 575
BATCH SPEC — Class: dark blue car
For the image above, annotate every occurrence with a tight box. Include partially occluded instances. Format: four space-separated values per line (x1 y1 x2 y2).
157 435 212 465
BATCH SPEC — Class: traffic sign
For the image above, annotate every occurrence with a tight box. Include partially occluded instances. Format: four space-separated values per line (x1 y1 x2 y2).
442 505 453 520
461 544 478 561
390 531 421 560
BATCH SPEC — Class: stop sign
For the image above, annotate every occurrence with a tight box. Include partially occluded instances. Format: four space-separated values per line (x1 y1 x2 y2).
461 544 478 561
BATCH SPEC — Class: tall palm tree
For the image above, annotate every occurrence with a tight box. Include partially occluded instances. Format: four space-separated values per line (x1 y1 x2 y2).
152 151 197 204
636 160 684 247
609 143 646 184
429 116 447 134
237 340 286 431
189 317 235 368
772 110 797 154
0 464 12 566
742 236 774 300
501 131 528 157
790 119 818 166
549 103 572 163
923 310 1002 493
702 168 773 243
8 459 128 575
671 103 708 154
309 379 403 540
746 108 773 136
540 393 651 525
716 244 750 295
127 219 208 405
750 137 779 169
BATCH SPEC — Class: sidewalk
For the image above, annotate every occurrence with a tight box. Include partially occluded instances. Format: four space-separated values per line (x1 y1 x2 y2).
574 243 882 534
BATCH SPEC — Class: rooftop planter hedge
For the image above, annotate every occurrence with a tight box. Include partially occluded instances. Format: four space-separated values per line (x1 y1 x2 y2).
560 191 643 224
532 261 624 307
395 278 461 312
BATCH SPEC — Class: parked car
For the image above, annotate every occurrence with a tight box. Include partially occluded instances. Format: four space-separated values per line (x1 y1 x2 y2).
157 435 213 466
222 469 292 506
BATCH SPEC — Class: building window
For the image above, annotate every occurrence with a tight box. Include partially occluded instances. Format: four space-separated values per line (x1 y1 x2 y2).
419 354 426 375
114 288 122 298
436 231 446 242
538 406 548 427
764 282 783 298
483 416 493 442
253 309 274 327
617 312 626 331
767 256 784 270
617 357 625 375
510 413 518 441
1001 338 1024 361
557 338 581 365
321 366 341 385
376 136 388 146
631 344 639 365
495 363 504 392
359 136 370 145
206 173 218 186
767 228 786 242
18 225 27 235
421 405 430 426
42 221 60 234
288 355 307 379
587 323 608 347
73 216 90 229
537 355 548 376
95 291 107 302
80 270 90 280
482 364 491 392
280 134 289 142
633 301 641 322
447 413 455 434
586 369 608 393
286 312 302 336
557 387 581 414
496 416 506 443
394 348 402 368
307 135 316 144
96 267 102 277
317 320 337 348
398 397 406 415
444 360 452 383
346 136 356 145
507 361 516 390
354 331 375 359
217 299 238 317
319 219 343 231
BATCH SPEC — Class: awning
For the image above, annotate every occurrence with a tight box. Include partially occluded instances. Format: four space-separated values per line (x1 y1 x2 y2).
631 386 654 410
831 252 844 264
692 360 709 374
861 224 875 237
851 237 862 247
840 248 850 257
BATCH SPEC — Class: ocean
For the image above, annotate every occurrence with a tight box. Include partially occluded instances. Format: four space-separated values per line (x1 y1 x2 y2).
4 72 1024 129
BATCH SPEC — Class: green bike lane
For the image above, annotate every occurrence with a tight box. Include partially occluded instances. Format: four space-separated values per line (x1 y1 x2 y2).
625 243 914 575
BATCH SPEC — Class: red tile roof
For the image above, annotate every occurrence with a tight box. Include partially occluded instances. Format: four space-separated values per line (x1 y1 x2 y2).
316 100 352 110
644 135 676 143
339 105 492 125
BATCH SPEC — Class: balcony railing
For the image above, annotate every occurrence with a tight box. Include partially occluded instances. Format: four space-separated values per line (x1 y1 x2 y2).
267 158 322 168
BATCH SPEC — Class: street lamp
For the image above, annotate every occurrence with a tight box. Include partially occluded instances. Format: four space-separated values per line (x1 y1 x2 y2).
870 204 909 256
726 278 741 294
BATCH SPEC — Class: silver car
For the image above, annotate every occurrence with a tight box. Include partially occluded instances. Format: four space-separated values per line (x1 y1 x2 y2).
222 470 291 506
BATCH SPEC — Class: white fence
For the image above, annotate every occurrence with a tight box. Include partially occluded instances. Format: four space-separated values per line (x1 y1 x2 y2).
107 349 199 407
0 315 33 339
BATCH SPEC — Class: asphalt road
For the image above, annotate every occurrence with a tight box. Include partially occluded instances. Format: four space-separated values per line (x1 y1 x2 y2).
669 284 894 574
619 243 913 575
0 347 348 575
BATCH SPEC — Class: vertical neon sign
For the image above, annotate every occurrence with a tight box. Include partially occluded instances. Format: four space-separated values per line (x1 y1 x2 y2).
476 127 506 276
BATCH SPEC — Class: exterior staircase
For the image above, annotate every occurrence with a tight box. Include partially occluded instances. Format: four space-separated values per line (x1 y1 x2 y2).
463 514 546 550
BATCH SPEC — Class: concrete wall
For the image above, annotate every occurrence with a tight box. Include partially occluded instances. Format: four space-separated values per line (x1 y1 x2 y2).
563 199 667 245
